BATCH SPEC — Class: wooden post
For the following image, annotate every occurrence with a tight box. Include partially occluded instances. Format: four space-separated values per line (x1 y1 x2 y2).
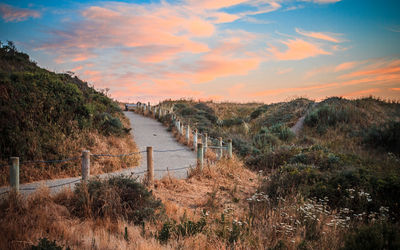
227 139 233 159
10 157 19 192
147 146 154 188
203 133 208 154
180 123 184 136
218 137 223 160
82 150 90 180
186 124 190 143
197 143 204 171
193 129 198 151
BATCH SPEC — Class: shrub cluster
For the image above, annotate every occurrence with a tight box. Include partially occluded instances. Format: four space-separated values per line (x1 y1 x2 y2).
67 176 163 224
363 121 400 154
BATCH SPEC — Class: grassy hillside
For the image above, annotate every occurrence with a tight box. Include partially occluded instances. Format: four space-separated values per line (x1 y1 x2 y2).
1 95 399 249
0 42 139 185
157 97 400 248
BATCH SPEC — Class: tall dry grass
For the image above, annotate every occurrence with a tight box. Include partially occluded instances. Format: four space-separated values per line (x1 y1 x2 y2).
0 114 140 186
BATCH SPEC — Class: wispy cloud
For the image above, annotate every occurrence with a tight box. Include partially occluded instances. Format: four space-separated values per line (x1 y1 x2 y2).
295 28 343 43
342 88 380 98
276 68 293 74
0 4 40 22
268 38 331 60
303 0 342 4
334 61 358 72
386 25 400 33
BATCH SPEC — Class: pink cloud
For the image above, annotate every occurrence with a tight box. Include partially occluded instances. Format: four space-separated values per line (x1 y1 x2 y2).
342 88 380 98
295 28 343 43
276 68 293 75
268 38 331 60
184 0 247 10
340 59 400 78
0 4 40 22
335 61 357 72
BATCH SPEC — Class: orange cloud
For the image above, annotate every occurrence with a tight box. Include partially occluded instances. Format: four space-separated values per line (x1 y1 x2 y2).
391 88 400 91
184 0 246 10
296 28 343 43
342 88 380 98
210 12 240 23
335 61 357 72
194 57 261 83
0 4 40 22
341 59 400 78
268 38 331 60
276 68 293 75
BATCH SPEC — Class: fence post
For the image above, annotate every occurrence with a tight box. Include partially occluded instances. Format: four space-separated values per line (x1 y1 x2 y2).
218 137 223 160
147 146 154 188
193 129 198 151
197 143 204 171
180 123 184 136
186 124 190 143
227 139 233 159
82 150 90 181
203 133 208 154
10 157 19 192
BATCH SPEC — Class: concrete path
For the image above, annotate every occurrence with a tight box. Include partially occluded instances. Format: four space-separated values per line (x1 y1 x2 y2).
0 112 196 196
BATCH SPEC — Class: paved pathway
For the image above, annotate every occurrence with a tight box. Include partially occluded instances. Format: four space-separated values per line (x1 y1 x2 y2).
0 112 196 196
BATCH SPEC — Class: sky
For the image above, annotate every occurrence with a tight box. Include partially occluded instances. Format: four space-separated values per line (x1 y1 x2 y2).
0 0 399 104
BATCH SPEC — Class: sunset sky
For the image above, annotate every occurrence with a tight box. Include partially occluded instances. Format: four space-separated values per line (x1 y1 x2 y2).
1 0 399 103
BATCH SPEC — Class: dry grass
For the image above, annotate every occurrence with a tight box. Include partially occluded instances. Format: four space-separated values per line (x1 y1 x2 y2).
155 157 258 221
0 116 140 186
0 188 164 250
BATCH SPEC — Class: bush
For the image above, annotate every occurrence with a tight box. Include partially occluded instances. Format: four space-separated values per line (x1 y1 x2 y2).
157 216 206 243
247 145 300 170
269 123 295 141
250 104 269 120
253 127 280 150
95 112 125 136
31 238 67 250
223 117 244 127
363 121 400 154
305 104 351 133
232 137 258 157
343 223 400 250
70 176 162 224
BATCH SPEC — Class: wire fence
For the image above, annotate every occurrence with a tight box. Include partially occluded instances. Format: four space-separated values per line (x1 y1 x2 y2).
1 104 232 196
0 146 197 195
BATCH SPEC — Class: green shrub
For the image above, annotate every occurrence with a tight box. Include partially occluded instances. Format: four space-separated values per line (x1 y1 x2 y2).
343 223 400 250
71 176 162 224
305 104 351 133
96 112 126 136
157 216 206 243
269 123 295 141
253 127 280 150
363 121 400 154
31 238 67 250
232 137 258 157
223 117 244 127
247 145 300 170
250 104 269 120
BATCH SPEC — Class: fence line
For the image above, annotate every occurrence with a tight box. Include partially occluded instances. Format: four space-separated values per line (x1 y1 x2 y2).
0 102 235 195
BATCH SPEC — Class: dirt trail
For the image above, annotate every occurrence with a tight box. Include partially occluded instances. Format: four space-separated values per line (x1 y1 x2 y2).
290 102 317 135
0 112 196 196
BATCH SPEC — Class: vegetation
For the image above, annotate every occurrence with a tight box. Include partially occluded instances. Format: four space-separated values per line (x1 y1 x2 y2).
154 96 400 248
0 42 139 185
